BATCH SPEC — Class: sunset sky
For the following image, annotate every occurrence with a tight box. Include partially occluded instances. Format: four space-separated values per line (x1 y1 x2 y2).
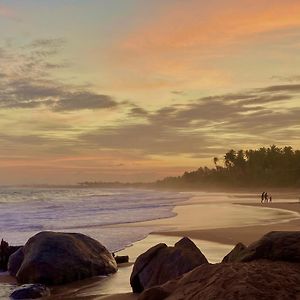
1 0 300 184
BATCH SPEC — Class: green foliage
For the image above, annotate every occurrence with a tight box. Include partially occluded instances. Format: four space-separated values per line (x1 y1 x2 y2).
156 145 300 188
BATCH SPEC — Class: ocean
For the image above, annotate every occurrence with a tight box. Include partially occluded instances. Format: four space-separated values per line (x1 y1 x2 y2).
0 187 298 251
0 187 188 251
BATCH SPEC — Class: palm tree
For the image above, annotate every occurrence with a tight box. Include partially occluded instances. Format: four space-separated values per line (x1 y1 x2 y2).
213 157 219 168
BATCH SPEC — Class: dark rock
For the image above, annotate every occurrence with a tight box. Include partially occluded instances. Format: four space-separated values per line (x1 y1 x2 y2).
10 284 50 299
115 255 129 264
233 231 300 263
139 260 300 300
0 239 22 271
131 243 167 293
138 286 170 300
9 231 117 285
222 242 247 263
8 247 24 276
130 237 208 293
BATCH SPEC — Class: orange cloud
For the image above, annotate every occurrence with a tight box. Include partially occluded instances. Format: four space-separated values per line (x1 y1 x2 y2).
122 0 300 53
104 0 300 91
0 152 197 184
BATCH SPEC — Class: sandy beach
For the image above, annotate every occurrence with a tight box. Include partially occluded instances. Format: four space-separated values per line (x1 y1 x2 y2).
103 197 300 299
2 194 300 299
156 201 300 245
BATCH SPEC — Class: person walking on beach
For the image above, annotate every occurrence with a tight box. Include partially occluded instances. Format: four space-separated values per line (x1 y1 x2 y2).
261 192 265 203
269 194 272 202
264 192 268 203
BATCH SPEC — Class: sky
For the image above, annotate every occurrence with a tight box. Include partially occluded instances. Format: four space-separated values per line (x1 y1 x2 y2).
0 0 300 184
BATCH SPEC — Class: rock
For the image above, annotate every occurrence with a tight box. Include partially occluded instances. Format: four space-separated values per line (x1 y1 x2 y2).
115 255 129 264
8 247 24 276
131 243 167 292
232 231 300 263
222 242 247 263
130 237 208 292
10 284 50 299
139 260 300 300
0 239 22 271
138 286 171 300
9 231 117 285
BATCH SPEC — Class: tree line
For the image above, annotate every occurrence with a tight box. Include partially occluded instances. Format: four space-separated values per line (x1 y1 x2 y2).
155 146 300 188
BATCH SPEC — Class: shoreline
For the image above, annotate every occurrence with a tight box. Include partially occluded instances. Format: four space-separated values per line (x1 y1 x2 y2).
2 196 300 299
155 202 300 245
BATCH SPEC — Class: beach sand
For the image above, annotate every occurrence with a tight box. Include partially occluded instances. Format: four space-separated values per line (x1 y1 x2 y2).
2 199 300 299
98 200 300 299
156 202 300 245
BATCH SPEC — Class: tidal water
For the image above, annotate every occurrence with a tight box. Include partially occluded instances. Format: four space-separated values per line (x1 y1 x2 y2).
0 187 188 251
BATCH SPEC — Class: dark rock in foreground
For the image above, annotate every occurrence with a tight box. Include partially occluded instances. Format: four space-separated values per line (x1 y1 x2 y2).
131 237 208 292
8 247 24 277
137 231 300 299
225 231 300 263
8 231 117 285
10 284 50 299
0 239 22 271
138 260 300 300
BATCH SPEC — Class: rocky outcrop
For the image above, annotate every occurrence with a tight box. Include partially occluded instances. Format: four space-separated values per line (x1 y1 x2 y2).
137 231 300 299
222 242 246 263
223 231 300 263
0 239 22 271
130 237 208 292
138 260 300 300
8 231 117 285
10 284 50 299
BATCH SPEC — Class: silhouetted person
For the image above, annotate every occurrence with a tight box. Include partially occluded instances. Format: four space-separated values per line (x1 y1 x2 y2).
261 192 265 203
264 192 268 203
269 194 272 202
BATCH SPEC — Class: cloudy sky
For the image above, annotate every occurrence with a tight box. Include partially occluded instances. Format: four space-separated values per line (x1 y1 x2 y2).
1 0 300 184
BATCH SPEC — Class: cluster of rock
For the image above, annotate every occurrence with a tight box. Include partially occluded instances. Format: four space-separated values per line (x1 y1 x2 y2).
3 230 300 299
132 231 300 299
131 237 208 292
4 231 118 299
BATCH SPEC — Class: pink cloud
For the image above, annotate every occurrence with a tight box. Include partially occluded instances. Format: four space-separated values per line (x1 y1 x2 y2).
102 0 300 90
0 4 16 19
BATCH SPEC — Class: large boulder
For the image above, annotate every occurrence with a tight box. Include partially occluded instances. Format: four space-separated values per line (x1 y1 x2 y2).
10 284 50 299
8 231 117 285
130 237 208 292
229 231 300 263
138 260 300 300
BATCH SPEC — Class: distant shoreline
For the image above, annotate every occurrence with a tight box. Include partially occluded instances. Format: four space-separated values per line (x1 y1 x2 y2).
2 184 300 196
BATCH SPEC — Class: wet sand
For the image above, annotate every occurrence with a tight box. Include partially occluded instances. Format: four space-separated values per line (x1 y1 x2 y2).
156 202 300 245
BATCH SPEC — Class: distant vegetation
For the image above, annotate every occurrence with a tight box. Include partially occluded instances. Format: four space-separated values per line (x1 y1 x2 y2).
155 146 300 189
